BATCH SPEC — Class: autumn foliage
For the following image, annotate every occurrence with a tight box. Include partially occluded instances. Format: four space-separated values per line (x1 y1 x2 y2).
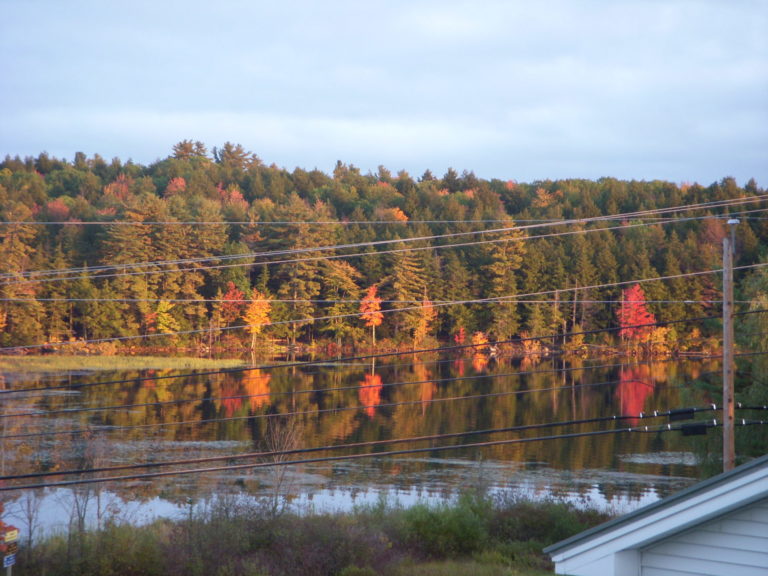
0 144 759 354
412 295 437 346
360 285 384 347
617 284 656 342
243 289 271 350
471 331 489 350
220 281 246 325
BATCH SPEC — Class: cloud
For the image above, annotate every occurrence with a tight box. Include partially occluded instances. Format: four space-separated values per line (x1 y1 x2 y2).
1 0 766 184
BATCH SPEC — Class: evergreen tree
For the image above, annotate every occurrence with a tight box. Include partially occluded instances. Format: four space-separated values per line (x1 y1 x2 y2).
385 242 427 342
481 221 526 341
319 259 362 347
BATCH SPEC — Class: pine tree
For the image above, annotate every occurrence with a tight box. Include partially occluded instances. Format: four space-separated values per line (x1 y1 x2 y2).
386 243 427 341
320 259 361 347
412 291 437 348
483 221 526 340
0 201 44 345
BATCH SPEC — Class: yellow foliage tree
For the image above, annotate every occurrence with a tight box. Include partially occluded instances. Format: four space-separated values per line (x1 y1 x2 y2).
648 326 673 356
243 289 271 351
471 331 488 350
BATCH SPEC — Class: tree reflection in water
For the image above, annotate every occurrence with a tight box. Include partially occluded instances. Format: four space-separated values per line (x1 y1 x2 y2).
3 355 762 533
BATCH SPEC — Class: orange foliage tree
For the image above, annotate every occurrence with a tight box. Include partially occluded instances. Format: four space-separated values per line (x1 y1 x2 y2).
360 285 384 347
243 289 271 351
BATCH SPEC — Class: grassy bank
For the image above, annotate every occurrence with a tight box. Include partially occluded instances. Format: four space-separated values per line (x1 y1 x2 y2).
16 492 610 576
0 355 248 374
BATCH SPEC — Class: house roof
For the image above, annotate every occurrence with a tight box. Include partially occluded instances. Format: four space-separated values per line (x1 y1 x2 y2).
545 452 768 559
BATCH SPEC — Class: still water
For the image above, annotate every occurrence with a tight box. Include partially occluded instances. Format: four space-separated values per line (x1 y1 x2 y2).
0 353 752 538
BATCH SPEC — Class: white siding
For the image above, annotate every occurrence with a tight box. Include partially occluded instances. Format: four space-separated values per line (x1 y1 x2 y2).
640 499 768 576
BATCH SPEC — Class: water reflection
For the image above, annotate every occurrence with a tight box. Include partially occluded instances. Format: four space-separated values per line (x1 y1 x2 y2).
2 354 765 534
616 365 655 422
358 374 382 419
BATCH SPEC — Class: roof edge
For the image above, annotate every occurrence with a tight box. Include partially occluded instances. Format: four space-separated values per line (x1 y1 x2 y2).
544 452 768 556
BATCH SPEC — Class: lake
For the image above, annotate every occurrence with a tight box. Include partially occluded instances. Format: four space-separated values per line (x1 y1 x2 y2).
1 352 759 540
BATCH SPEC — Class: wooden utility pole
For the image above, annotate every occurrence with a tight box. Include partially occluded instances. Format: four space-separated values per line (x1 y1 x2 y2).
722 219 739 472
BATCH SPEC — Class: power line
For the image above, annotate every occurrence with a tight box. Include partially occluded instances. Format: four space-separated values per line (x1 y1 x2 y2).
3 304 765 400
5 261 767 355
2 297 755 305
0 375 668 441
4 195 766 284
0 407 718 482
8 341 762 440
2 419 763 492
7 205 768 227
0 217 653 284
0 308 744 396
0 372 628 420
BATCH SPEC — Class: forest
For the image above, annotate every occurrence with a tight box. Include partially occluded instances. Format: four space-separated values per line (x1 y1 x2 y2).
1 140 767 357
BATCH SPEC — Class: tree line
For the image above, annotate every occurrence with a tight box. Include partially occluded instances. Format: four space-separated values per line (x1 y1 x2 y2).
1 141 766 354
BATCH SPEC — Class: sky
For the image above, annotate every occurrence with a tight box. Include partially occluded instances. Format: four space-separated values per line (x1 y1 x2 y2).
2 0 767 186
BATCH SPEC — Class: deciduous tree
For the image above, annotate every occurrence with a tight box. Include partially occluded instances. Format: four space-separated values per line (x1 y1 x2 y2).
360 284 384 347
243 289 271 352
617 284 656 345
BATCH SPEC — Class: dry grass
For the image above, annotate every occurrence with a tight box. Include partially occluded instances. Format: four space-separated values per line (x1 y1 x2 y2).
0 355 247 373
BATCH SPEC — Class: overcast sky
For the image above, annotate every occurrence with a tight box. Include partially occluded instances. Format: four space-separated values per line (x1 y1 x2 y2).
2 0 766 185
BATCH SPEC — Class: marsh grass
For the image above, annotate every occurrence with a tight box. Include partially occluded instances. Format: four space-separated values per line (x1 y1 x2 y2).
19 492 610 576
0 355 247 374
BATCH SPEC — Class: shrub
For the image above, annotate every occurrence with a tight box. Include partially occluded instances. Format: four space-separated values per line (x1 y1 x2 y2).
260 514 394 576
396 494 489 559
489 496 610 546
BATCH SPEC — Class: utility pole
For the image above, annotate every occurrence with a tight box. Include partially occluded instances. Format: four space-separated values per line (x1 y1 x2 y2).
723 219 739 472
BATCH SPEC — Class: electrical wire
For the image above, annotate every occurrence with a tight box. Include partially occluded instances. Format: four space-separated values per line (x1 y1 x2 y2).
3 304 765 403
4 195 766 284
5 261 767 355
0 372 635 420
0 308 743 396
0 407 718 482
8 204 768 227
2 419 763 492
0 375 671 441
0 216 672 285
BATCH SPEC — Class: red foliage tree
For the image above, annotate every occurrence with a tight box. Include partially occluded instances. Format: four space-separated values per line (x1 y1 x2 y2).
617 284 656 341
165 176 187 196
220 281 246 325
45 197 71 221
